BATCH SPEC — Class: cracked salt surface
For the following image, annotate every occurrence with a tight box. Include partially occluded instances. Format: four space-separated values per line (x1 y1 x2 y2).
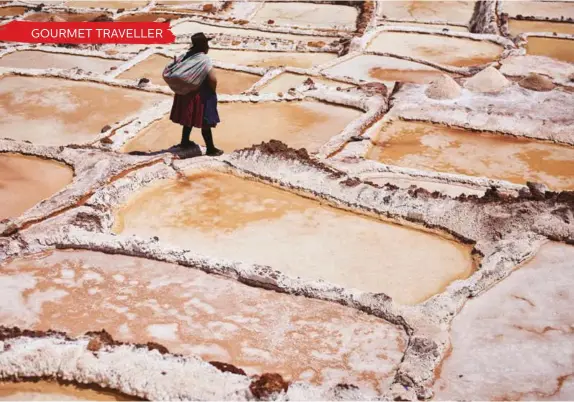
0 249 407 393
113 172 473 305
434 242 574 400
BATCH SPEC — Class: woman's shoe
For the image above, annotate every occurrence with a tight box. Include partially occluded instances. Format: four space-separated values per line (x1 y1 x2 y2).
206 147 224 156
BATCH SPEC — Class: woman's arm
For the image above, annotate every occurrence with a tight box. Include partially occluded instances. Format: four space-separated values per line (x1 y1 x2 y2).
206 69 217 92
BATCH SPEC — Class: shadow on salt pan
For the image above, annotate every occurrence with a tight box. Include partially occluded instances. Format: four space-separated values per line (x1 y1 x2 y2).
113 172 474 305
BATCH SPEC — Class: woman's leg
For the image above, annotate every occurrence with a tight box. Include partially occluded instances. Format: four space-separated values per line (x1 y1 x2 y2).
180 126 192 146
201 127 223 156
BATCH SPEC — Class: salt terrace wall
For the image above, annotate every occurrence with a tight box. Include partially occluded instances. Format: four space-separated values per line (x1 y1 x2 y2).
1 0 574 400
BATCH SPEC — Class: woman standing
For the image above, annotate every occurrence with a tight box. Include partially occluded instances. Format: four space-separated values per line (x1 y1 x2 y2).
169 32 223 156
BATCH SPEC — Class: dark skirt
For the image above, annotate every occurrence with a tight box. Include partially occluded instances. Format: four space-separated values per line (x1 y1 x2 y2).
170 83 220 128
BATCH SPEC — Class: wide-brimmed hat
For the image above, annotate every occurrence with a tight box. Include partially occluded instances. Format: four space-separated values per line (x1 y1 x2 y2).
191 32 211 47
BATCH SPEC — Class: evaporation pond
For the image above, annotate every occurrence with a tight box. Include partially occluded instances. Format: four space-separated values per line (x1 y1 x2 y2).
251 2 358 29
0 380 131 401
0 6 28 16
122 101 362 154
0 76 167 146
508 19 574 36
209 49 336 68
117 54 260 94
65 0 148 8
367 32 503 67
171 21 335 43
378 1 476 25
324 54 447 84
502 1 574 20
24 11 107 21
0 249 407 392
113 172 473 305
0 50 121 74
367 120 574 190
526 37 574 64
259 73 354 93
0 153 73 220
433 242 574 400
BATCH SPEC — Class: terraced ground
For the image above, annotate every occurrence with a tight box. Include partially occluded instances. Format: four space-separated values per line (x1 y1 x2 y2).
0 0 573 400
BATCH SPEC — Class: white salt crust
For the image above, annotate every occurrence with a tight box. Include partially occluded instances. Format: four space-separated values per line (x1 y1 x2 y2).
1 1 574 400
0 335 253 401
0 332 377 400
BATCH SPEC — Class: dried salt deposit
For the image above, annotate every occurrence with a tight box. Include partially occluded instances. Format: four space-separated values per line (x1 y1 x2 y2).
518 72 556 92
1 0 574 400
464 66 511 94
425 74 461 99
